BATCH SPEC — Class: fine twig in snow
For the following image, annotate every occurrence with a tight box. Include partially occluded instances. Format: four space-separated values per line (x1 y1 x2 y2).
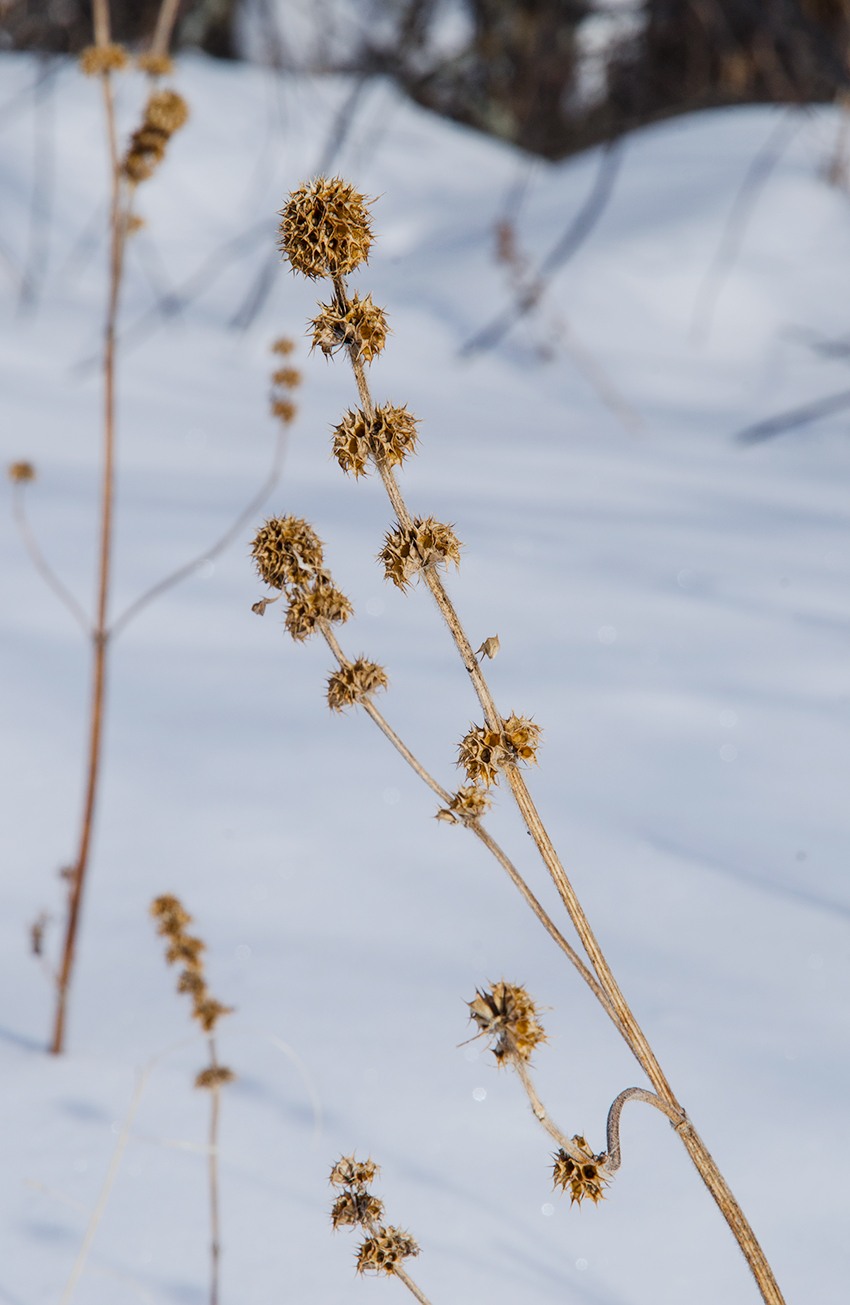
460 139 625 357
736 387 850 444
690 109 803 345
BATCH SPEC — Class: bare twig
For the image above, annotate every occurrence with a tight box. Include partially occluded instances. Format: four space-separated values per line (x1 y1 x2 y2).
11 484 90 634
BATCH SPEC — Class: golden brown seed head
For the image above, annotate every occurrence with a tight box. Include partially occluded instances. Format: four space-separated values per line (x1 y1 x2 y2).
285 577 353 642
8 461 36 483
272 368 302 389
195 1065 236 1090
136 53 175 77
329 1155 381 1189
327 658 388 712
145 90 189 134
370 404 419 469
279 177 373 279
177 968 206 998
272 337 295 356
436 784 492 823
332 408 371 478
379 516 461 591
553 1138 608 1206
150 894 192 936
356 1227 419 1275
193 996 233 1033
251 515 324 590
331 1189 385 1229
468 981 547 1064
502 713 541 762
272 398 298 425
165 935 205 968
457 714 541 786
79 44 128 76
311 292 388 363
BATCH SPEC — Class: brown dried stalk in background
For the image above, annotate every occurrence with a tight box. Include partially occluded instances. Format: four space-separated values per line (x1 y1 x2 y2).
254 176 786 1305
151 895 235 1305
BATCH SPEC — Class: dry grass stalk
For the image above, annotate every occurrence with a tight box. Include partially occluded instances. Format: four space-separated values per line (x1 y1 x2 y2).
328 1154 432 1305
151 895 234 1305
266 176 787 1305
47 0 188 1057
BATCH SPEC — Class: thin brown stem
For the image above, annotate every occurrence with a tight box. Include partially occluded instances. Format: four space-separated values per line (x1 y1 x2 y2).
50 47 125 1056
208 1037 221 1305
329 277 787 1305
316 620 619 1025
11 485 90 634
603 1086 687 1173
512 1055 580 1157
150 0 182 56
393 1265 435 1305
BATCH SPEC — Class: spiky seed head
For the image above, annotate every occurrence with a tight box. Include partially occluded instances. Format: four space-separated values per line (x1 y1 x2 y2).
311 292 388 363
195 1065 237 1090
145 89 189 134
329 1155 381 1189
165 935 206 967
331 1190 386 1229
332 409 372 478
370 404 419 469
468 981 547 1064
356 1227 419 1275
553 1138 609 1206
193 996 233 1033
272 337 295 355
79 44 128 76
177 968 206 997
379 516 462 590
272 367 302 388
457 714 540 786
8 461 36 483
502 713 541 763
150 894 192 936
327 658 388 712
279 177 373 279
136 52 174 77
251 515 324 590
436 784 492 823
285 577 353 642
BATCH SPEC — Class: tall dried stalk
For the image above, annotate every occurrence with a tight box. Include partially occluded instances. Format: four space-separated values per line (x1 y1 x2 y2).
261 179 786 1305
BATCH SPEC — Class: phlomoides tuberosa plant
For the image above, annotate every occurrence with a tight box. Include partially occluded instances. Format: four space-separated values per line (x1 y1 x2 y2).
248 176 786 1305
7 0 302 1056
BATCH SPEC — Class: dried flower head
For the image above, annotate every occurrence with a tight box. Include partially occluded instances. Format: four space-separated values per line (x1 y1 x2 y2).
329 1155 381 1189
8 461 36 483
251 515 324 590
311 292 388 363
272 398 297 424
136 52 174 77
356 1227 419 1275
380 517 461 590
177 968 206 998
166 934 206 968
457 714 541 786
553 1138 609 1206
279 177 373 280
122 91 188 184
331 1189 385 1229
272 337 295 356
285 577 353 641
468 981 547 1064
195 1065 236 1090
332 404 419 479
193 996 233 1033
436 784 492 824
331 408 371 477
151 894 192 935
327 659 388 712
273 367 302 389
79 44 128 76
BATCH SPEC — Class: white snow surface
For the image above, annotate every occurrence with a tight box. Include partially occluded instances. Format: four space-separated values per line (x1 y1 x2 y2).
1 52 849 1305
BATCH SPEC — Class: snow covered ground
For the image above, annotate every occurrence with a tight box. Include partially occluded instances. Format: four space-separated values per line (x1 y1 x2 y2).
1 51 849 1305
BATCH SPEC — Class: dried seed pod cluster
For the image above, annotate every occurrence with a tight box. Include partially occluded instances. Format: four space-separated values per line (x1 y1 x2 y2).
468 981 547 1064
327 658 388 712
328 1154 419 1278
122 90 189 184
312 292 388 363
380 516 462 590
333 403 418 478
279 177 373 280
251 516 353 642
195 1065 237 1090
8 461 36 484
79 44 128 76
150 895 233 1035
458 713 541 786
436 784 492 824
270 337 301 426
137 53 174 77
553 1137 609 1206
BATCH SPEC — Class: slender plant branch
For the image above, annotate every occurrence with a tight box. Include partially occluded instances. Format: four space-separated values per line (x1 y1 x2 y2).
391 1265 434 1305
11 484 90 634
150 0 182 56
208 1037 222 1305
326 272 786 1305
603 1086 687 1173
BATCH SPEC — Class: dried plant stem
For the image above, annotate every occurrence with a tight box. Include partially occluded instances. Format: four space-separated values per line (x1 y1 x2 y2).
604 1086 687 1173
392 1265 435 1305
512 1056 589 1162
208 1037 222 1305
11 484 90 633
333 283 786 1305
50 8 125 1056
150 0 182 56
317 620 619 1025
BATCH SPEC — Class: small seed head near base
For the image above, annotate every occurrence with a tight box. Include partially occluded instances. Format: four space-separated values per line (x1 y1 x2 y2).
356 1227 420 1275
436 784 492 823
458 714 541 786
553 1138 609 1206
195 1065 236 1090
79 44 128 76
8 461 36 483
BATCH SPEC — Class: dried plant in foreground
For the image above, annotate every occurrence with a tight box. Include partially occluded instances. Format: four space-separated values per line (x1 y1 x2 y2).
253 175 788 1305
329 1154 432 1305
151 895 234 1305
